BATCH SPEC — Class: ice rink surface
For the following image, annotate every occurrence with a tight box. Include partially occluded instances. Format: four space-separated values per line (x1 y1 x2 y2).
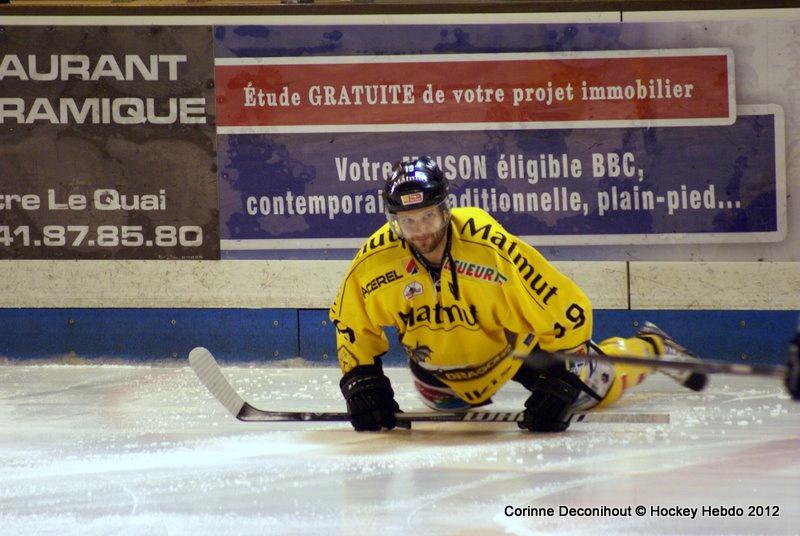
1 362 798 536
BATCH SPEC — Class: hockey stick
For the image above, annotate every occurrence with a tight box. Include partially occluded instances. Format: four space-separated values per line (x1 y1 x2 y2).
517 351 788 380
188 347 669 425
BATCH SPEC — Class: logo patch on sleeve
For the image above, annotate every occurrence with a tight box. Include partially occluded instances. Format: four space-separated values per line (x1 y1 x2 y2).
403 281 424 300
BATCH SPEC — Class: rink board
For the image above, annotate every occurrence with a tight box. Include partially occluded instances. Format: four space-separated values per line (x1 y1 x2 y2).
0 308 796 364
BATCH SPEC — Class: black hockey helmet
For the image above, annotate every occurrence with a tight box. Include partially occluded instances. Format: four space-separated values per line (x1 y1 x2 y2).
383 156 449 214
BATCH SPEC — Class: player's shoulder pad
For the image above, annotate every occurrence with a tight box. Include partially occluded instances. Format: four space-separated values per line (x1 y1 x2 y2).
451 206 551 272
452 206 513 250
354 223 404 259
335 224 406 312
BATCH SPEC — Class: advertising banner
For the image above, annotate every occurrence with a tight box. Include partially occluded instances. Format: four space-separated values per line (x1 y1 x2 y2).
213 23 785 259
215 49 735 132
218 105 784 255
0 22 789 261
0 26 219 259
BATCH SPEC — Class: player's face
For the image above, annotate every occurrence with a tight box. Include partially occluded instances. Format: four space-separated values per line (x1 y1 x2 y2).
393 205 449 254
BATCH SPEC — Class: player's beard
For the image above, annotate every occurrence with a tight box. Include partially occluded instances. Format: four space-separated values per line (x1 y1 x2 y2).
409 226 447 255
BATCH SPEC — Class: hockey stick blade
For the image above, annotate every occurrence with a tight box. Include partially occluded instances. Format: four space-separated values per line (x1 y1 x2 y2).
189 347 246 417
188 347 669 425
517 351 788 379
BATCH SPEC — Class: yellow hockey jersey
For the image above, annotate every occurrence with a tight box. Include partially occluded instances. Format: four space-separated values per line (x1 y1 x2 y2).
329 206 593 405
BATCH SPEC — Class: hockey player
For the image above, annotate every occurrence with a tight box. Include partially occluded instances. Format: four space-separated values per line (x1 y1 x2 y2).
330 157 706 432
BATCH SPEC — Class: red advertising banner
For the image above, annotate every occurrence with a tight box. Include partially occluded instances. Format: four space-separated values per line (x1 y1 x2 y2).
215 49 734 133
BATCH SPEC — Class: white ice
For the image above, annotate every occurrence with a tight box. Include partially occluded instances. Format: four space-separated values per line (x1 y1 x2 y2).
1 363 798 536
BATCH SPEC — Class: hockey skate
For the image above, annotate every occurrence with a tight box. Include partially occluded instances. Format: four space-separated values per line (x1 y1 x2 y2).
636 322 708 391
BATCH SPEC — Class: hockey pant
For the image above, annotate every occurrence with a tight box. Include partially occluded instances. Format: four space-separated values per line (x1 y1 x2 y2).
409 359 494 411
409 336 659 412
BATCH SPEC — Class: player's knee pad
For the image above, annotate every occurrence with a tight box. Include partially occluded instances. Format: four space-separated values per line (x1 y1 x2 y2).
598 335 659 358
593 336 658 406
567 357 615 411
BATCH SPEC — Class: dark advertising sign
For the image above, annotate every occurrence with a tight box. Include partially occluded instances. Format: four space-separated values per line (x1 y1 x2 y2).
0 26 219 259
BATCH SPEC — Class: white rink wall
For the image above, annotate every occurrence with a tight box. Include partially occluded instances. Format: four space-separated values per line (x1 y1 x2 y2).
1 259 797 310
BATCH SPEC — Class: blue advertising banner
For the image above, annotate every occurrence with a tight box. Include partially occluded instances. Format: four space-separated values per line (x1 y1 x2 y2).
219 105 785 256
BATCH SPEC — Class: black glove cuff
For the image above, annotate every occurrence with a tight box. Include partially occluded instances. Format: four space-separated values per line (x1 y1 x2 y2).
527 375 581 406
340 362 393 399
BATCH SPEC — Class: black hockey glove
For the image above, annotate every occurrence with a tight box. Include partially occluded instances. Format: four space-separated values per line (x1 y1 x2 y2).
517 364 590 433
340 362 400 432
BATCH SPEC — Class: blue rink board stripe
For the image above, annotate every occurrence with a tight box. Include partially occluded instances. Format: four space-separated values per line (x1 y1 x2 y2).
0 308 298 362
0 308 796 364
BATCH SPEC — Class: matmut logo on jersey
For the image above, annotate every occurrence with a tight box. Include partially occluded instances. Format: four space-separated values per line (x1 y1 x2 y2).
443 258 508 284
461 217 560 305
399 303 478 328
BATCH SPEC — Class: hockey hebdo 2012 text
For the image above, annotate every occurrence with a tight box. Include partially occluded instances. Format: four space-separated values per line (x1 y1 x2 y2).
504 504 780 519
